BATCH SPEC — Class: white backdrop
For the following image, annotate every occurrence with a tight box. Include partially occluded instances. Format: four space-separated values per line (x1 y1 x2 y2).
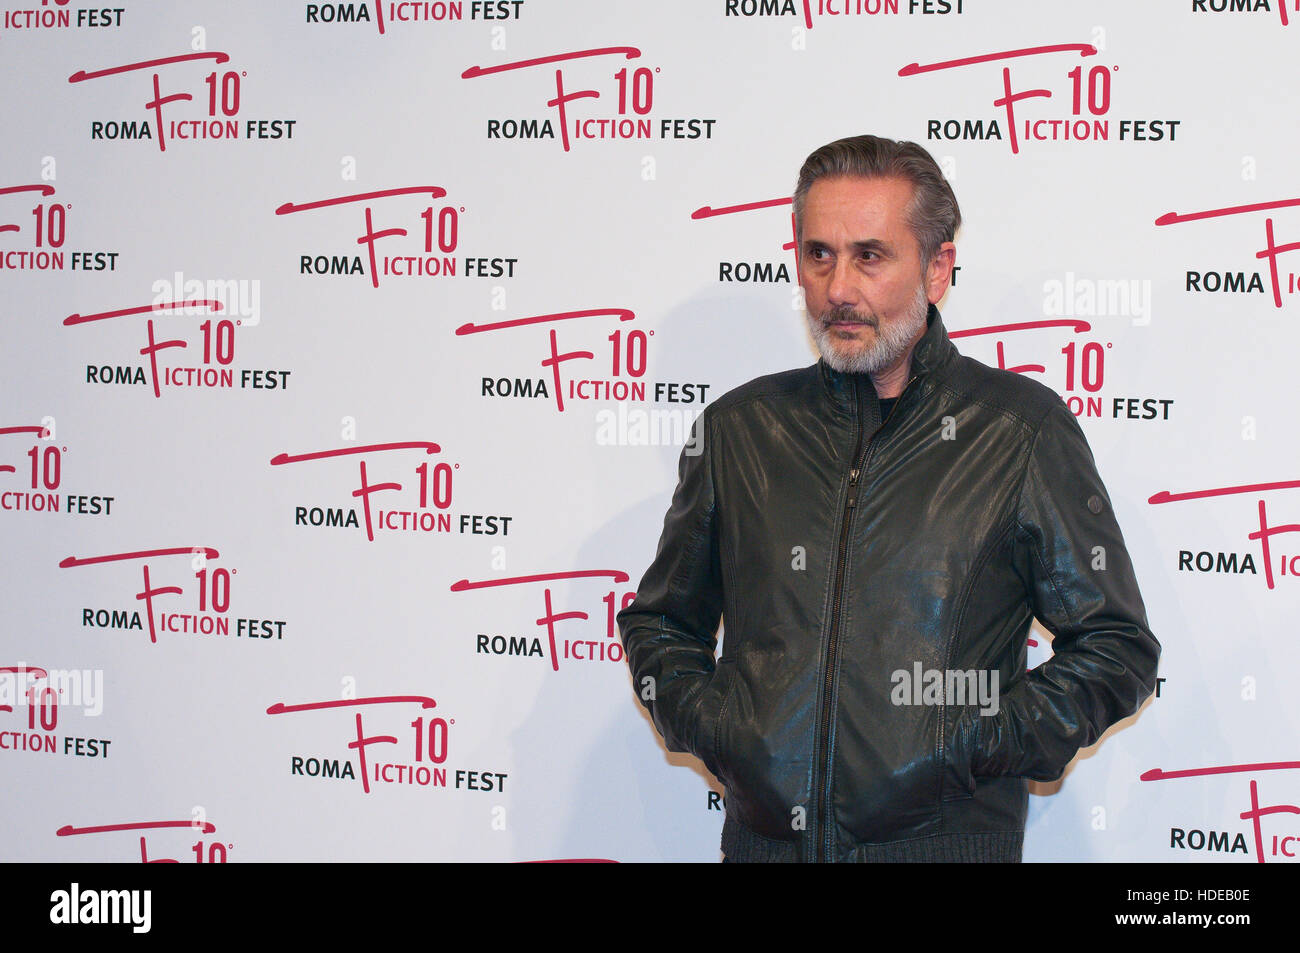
2 0 1297 862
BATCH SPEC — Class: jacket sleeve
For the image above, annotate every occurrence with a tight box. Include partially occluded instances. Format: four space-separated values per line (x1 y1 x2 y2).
616 411 724 755
971 401 1161 782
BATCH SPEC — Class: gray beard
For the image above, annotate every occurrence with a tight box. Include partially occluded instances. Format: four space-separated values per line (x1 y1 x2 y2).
806 284 929 376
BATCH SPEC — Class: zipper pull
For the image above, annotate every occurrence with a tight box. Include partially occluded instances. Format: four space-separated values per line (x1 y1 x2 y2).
846 469 860 508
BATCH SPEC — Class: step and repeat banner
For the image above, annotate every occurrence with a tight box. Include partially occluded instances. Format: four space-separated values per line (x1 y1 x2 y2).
1 0 1297 863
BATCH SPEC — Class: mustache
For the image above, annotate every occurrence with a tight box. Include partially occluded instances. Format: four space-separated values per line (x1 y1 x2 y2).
817 305 877 327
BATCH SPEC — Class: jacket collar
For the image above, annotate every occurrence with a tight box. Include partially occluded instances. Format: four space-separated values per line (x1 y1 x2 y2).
817 304 958 409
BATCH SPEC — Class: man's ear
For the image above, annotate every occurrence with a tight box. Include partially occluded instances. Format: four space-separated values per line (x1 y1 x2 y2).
926 241 957 304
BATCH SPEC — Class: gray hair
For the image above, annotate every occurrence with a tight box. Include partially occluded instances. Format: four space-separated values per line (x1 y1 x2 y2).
793 135 961 267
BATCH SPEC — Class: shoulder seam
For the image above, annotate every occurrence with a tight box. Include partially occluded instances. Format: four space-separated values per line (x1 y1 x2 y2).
930 370 1049 434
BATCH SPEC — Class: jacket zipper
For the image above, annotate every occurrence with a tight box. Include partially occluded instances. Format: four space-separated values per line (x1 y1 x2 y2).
812 372 918 862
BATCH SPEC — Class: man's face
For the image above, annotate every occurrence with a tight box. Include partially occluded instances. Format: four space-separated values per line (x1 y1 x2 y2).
799 175 950 377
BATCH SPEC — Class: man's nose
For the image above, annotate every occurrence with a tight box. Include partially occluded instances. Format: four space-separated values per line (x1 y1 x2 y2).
827 258 856 306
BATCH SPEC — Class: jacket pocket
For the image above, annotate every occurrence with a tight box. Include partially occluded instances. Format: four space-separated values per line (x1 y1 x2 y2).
692 657 738 784
941 704 982 802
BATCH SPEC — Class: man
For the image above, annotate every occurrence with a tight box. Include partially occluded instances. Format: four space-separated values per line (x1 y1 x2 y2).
617 135 1160 862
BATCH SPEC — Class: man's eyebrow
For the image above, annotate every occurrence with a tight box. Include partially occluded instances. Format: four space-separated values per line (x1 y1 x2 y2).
802 237 892 249
801 238 896 257
850 239 893 255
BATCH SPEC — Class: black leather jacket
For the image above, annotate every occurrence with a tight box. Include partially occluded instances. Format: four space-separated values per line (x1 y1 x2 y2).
618 307 1160 862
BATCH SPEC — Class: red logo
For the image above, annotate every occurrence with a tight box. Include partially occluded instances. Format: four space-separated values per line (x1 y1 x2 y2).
57 818 229 863
267 694 446 794
1149 479 1300 590
451 569 633 671
276 187 460 288
1157 197 1300 309
1142 760 1300 863
463 47 657 152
